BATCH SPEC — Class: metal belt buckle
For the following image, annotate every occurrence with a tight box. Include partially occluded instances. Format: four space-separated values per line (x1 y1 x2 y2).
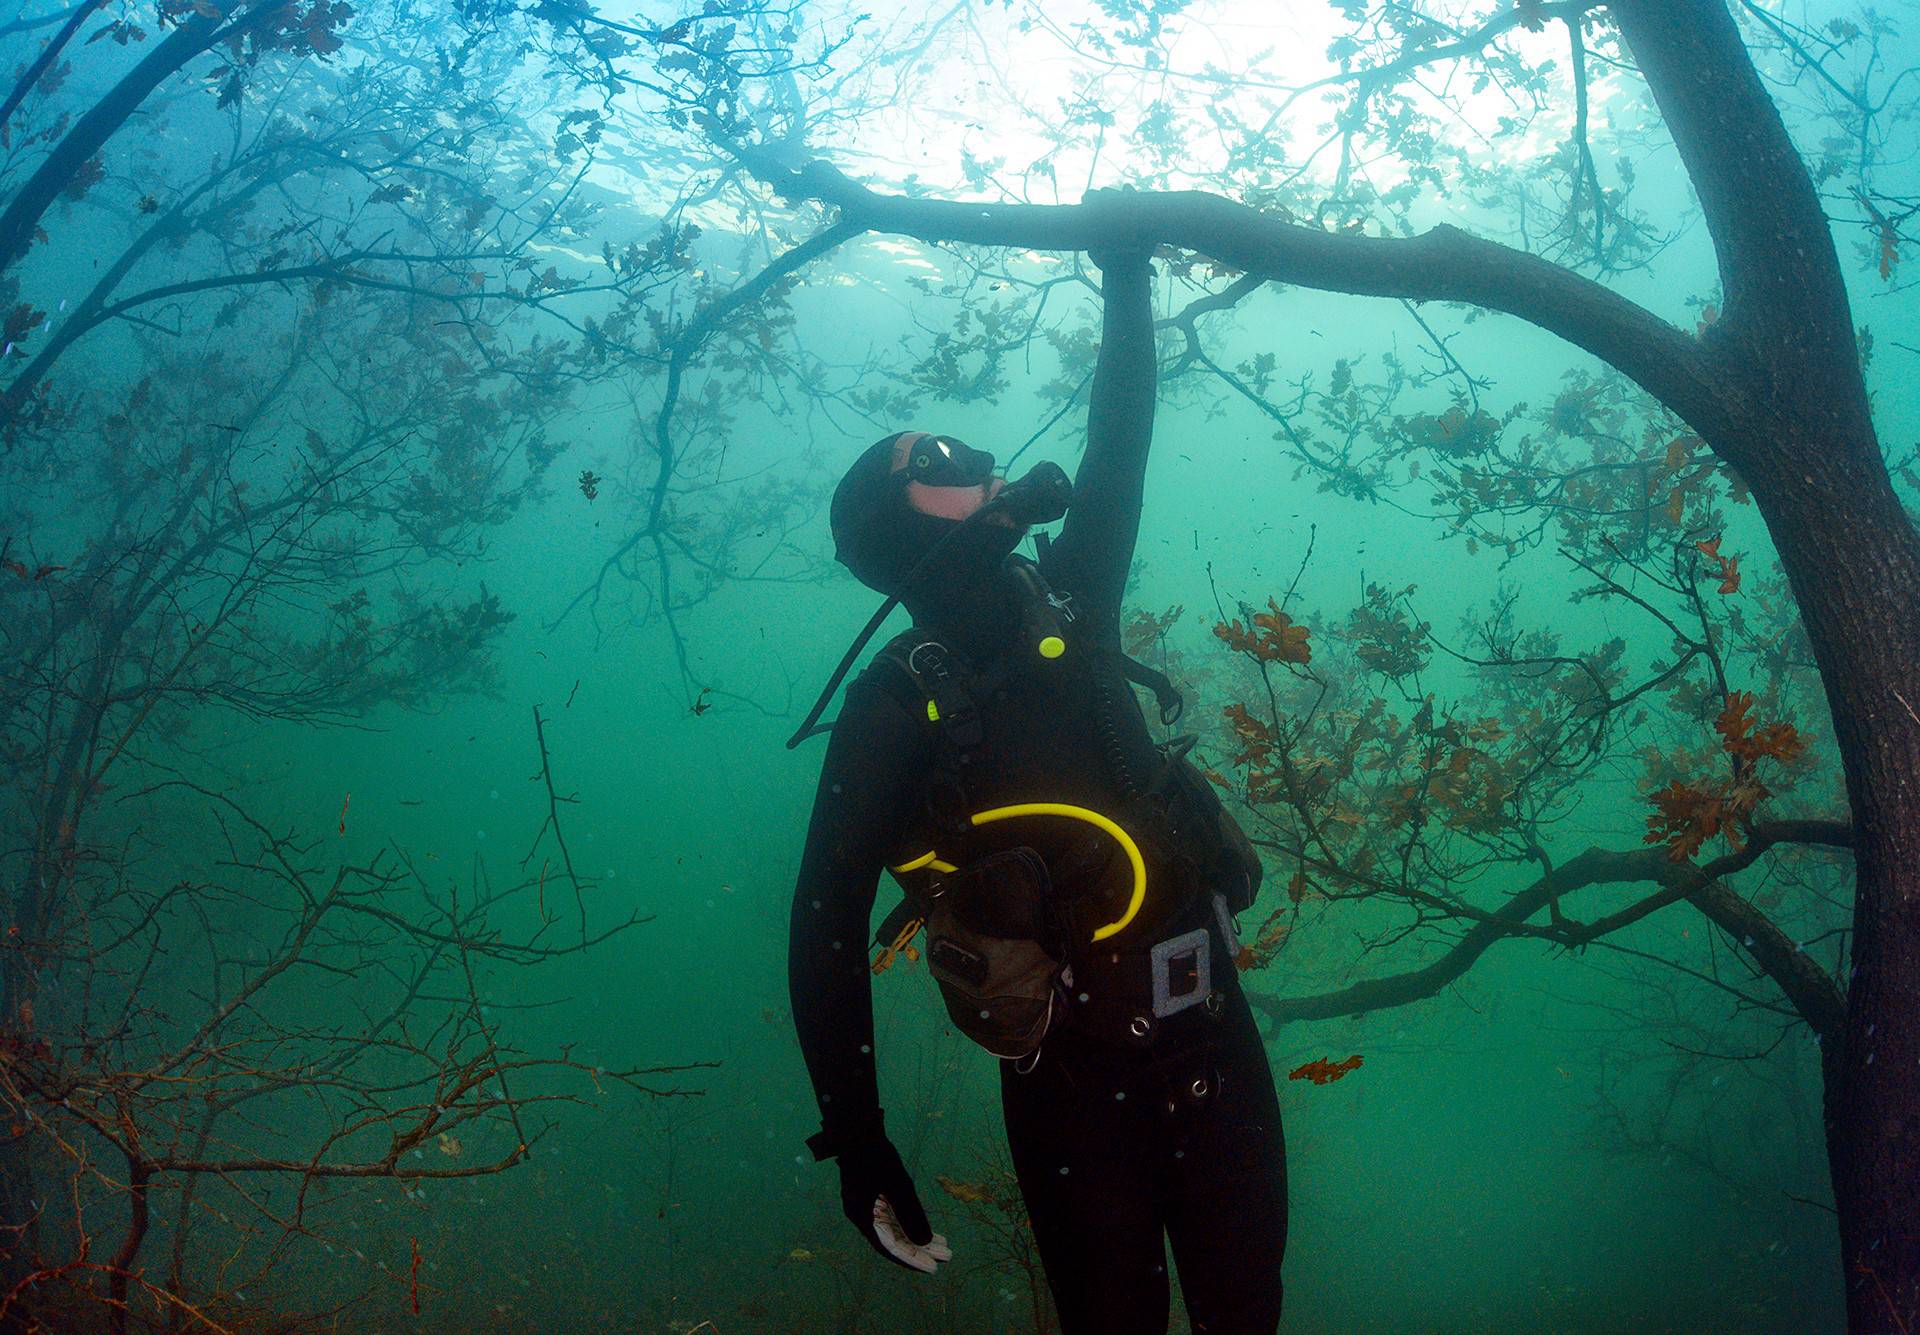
1149 927 1211 1019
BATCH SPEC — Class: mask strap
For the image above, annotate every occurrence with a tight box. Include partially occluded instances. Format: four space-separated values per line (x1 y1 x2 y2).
891 431 931 472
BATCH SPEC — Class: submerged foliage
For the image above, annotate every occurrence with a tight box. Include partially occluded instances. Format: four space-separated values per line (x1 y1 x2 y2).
3 0 1917 1327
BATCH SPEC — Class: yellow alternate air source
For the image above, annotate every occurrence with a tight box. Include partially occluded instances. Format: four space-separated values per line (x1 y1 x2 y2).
889 805 1148 941
971 803 1146 941
1037 635 1066 659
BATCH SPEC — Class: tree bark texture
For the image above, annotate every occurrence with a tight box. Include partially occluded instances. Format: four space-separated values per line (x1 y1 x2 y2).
1614 4 1920 1328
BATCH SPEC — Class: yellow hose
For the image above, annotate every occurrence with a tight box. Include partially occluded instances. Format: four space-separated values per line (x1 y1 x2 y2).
890 851 957 874
968 803 1147 941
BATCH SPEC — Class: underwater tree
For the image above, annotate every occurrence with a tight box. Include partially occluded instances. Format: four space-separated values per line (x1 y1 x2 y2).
551 2 1920 1328
0 2 718 1326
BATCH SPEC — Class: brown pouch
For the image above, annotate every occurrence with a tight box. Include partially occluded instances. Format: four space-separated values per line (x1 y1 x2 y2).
922 847 1066 1059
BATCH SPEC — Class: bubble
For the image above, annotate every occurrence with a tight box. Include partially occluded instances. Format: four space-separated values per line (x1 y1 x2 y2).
476 829 487 841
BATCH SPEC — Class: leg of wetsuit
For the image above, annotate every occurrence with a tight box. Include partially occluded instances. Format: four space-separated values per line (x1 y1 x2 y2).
1165 989 1288 1334
1001 1046 1174 1335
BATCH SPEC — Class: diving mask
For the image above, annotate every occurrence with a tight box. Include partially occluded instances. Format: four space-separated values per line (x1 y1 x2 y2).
895 432 1007 522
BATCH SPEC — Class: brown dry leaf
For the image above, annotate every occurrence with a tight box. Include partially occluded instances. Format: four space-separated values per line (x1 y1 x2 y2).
936 1175 991 1204
1288 1054 1363 1085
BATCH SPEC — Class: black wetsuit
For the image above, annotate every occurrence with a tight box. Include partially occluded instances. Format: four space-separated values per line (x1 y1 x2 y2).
789 263 1287 1333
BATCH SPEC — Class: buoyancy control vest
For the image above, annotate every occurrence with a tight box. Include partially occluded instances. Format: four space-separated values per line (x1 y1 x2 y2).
864 559 1264 1058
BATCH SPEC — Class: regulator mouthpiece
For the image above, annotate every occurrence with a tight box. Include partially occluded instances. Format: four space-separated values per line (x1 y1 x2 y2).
988 461 1073 527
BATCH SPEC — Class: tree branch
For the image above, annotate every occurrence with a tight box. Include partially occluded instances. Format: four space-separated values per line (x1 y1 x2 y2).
0 0 266 273
1251 820 1851 1041
1612 0 1862 410
0 0 106 144
746 154 1741 453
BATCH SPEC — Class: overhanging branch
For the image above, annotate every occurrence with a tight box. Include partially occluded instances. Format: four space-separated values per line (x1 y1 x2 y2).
746 154 1743 452
1251 820 1851 1041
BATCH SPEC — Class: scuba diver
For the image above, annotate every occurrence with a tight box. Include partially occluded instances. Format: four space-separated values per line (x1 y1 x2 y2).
787 237 1287 1334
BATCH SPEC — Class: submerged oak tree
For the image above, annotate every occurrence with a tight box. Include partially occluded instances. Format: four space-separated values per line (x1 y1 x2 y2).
5 0 1915 1328
555 2 1920 1329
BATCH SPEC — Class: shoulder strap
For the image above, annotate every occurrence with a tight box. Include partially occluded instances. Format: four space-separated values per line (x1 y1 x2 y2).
873 633 985 750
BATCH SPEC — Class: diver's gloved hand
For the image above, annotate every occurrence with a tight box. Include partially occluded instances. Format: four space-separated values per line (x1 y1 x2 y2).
834 1132 953 1274
1082 185 1153 273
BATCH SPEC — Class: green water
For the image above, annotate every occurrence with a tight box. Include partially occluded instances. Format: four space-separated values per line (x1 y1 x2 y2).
8 1 1918 1330
200 261 1853 1331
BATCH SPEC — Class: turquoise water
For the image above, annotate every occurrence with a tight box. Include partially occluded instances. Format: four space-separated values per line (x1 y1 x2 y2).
4 1 1913 1330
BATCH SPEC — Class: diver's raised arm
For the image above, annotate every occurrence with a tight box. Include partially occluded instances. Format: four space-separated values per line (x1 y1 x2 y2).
786 676 947 1273
1044 242 1157 629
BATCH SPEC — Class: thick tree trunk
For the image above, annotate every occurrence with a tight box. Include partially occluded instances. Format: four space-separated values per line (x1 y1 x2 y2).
1737 431 1920 1333
1609 3 1920 1326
